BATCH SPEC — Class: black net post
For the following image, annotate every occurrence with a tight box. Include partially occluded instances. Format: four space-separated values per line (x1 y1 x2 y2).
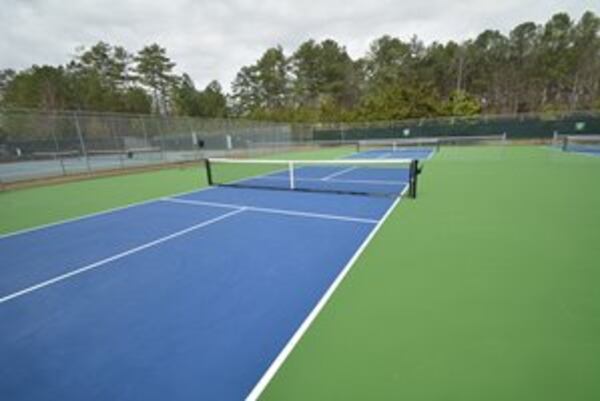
408 159 420 198
204 158 213 186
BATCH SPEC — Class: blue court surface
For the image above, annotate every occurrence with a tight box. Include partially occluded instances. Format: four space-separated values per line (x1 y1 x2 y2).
347 147 435 160
565 145 600 156
0 150 429 400
225 165 411 196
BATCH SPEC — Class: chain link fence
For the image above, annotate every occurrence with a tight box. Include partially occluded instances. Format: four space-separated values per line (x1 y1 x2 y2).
0 109 299 183
312 111 600 141
2 108 600 184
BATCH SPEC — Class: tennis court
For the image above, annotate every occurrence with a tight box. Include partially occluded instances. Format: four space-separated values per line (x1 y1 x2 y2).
2 144 600 401
0 145 430 400
560 135 600 156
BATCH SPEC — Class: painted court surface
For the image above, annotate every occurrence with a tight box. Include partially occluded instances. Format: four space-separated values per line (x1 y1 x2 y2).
1 146 600 401
0 148 425 400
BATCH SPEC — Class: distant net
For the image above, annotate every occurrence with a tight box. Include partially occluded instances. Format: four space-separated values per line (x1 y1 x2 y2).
356 134 507 154
31 147 162 161
30 150 81 160
205 157 421 198
357 138 440 153
245 140 360 158
437 134 507 146
562 135 600 155
87 147 162 160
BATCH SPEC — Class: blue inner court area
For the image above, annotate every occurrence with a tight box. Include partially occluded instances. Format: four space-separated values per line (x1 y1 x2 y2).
225 165 411 197
565 144 600 156
347 147 435 160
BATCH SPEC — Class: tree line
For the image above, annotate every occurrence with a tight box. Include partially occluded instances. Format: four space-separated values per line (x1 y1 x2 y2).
1 11 599 122
0 42 228 118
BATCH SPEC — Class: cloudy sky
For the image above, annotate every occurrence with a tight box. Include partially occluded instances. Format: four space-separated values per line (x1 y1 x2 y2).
1 0 597 91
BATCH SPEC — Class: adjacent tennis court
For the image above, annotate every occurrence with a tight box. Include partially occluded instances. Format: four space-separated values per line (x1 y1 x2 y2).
559 134 600 156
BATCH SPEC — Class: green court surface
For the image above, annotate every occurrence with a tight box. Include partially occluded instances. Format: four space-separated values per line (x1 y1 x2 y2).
1 146 599 400
0 146 351 234
261 146 600 400
0 167 202 235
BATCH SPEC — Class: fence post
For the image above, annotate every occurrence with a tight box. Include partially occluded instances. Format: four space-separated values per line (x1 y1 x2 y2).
141 115 164 163
73 111 91 173
109 117 125 169
139 115 149 146
187 117 201 160
50 121 66 176
155 116 166 161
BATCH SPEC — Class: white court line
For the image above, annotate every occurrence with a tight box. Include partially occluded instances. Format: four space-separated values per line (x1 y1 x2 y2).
332 178 407 185
376 152 393 159
358 148 434 161
161 197 379 225
0 146 403 240
245 185 408 401
0 208 245 305
0 187 206 240
1 156 352 240
321 166 356 181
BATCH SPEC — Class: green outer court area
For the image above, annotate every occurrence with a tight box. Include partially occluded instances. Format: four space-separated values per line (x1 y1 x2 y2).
1 146 599 400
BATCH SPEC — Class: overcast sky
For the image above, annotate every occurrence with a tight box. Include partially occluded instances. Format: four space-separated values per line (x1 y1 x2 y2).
1 0 597 91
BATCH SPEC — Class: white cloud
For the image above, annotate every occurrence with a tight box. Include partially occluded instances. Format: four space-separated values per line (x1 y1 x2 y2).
0 0 596 91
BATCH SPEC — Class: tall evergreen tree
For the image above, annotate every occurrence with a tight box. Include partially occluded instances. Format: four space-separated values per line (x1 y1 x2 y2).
135 44 177 115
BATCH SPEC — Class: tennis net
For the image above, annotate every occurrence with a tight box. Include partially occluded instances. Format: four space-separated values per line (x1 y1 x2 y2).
87 147 162 159
356 134 507 153
438 134 507 146
357 138 440 153
246 140 360 158
30 147 162 161
205 157 421 198
562 135 600 155
31 150 81 160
